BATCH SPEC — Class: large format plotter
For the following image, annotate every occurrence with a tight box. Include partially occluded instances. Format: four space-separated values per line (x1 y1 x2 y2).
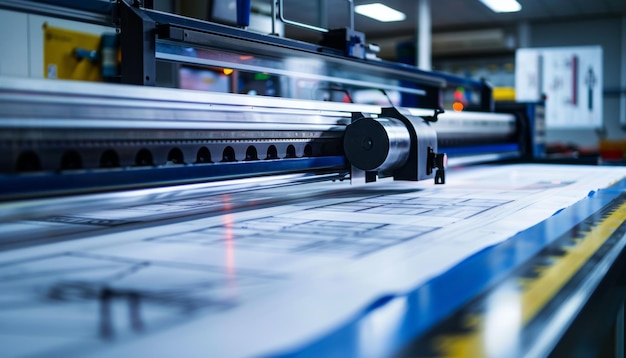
1 1 626 357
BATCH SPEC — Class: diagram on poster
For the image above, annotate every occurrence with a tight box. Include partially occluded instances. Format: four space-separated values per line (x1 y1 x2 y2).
515 46 602 129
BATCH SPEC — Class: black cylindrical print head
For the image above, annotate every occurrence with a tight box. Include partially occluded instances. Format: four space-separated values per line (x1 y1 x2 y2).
343 117 410 172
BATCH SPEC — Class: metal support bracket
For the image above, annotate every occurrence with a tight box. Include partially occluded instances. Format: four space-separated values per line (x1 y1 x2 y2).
119 0 156 86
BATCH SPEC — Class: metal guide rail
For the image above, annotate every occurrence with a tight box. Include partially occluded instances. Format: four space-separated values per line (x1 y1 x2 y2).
0 77 374 199
0 77 518 199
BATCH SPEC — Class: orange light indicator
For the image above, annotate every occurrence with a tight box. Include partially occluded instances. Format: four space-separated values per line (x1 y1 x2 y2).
223 68 234 75
452 101 464 112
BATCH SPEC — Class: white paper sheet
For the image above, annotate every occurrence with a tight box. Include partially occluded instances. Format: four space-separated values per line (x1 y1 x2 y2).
0 164 624 357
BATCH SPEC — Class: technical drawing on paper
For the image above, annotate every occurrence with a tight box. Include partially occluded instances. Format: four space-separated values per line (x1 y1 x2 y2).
149 195 511 258
0 251 279 356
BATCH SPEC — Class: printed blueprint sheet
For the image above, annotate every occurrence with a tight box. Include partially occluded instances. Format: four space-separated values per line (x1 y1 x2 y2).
1 164 625 357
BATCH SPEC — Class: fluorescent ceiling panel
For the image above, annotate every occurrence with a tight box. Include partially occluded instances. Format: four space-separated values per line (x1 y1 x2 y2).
479 0 522 13
355 3 406 22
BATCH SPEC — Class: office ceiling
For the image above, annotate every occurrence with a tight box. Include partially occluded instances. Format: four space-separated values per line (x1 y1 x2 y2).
280 0 626 42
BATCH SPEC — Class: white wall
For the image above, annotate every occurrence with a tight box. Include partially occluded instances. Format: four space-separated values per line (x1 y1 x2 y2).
529 16 625 147
0 10 29 77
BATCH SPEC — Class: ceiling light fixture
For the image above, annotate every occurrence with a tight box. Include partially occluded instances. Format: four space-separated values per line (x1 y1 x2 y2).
479 0 522 13
355 3 406 22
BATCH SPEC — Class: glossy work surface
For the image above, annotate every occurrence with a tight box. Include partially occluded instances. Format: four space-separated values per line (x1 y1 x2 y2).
1 164 625 357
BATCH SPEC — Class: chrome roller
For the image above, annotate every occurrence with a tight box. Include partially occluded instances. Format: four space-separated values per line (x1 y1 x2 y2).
343 116 411 172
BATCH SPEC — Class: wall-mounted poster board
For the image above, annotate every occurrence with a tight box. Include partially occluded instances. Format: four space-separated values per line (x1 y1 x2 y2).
515 46 602 129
